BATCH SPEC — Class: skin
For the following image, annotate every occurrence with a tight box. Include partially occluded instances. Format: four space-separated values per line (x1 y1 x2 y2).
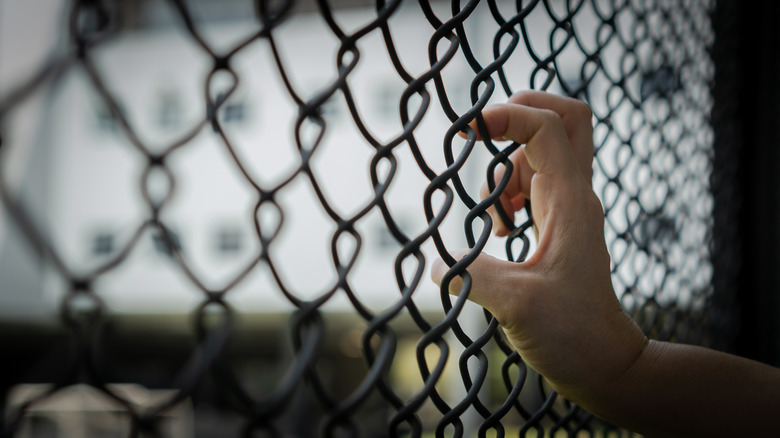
430 91 780 437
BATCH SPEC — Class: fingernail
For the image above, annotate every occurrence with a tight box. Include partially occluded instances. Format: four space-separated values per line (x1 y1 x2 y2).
431 258 445 284
489 212 500 234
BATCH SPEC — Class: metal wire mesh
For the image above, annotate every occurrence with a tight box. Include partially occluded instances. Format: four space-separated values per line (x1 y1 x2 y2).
0 0 732 436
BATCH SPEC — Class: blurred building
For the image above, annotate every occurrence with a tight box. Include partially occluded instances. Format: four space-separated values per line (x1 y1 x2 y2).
0 1 622 435
1 0 472 320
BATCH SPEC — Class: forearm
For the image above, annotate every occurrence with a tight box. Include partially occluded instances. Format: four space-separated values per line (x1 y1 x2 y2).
582 340 780 437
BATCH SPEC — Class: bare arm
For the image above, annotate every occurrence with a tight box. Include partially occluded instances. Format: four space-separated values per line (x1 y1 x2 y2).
593 340 780 437
431 90 780 437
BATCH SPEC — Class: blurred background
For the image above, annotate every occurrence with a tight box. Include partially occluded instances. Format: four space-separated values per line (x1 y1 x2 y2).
0 1 570 435
1 0 779 436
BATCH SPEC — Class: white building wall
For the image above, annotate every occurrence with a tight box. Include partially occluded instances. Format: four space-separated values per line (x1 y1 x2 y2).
33 4 482 315
2 1 607 317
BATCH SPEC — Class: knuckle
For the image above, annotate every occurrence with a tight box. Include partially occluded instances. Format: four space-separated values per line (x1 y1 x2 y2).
493 293 524 329
508 89 535 104
537 108 564 127
572 100 593 121
585 138 595 155
584 191 606 221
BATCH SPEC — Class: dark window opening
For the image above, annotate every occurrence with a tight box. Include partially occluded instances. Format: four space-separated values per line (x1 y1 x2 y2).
216 227 242 254
374 84 398 117
374 217 410 253
157 90 183 128
96 101 126 132
152 228 182 258
222 101 245 124
641 65 678 99
92 233 114 256
318 94 342 120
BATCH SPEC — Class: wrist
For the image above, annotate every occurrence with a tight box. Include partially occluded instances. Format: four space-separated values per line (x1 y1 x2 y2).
550 309 649 419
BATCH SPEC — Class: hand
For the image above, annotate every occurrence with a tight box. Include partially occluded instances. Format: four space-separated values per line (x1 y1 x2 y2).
431 91 647 406
432 91 780 436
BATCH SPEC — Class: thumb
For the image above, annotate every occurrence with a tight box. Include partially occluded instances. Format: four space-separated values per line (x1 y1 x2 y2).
431 250 522 322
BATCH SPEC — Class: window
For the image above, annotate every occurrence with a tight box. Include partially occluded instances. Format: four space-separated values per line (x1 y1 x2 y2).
641 65 678 99
152 228 182 258
96 101 126 133
157 90 182 128
216 227 242 255
318 94 342 120
373 216 411 254
222 101 245 124
208 92 246 131
92 232 114 256
376 224 398 250
374 83 399 117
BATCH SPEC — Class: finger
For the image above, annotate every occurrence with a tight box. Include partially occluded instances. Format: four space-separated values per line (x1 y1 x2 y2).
480 103 581 181
475 103 585 234
479 161 527 237
430 251 522 324
485 103 598 233
468 95 594 236
465 93 593 180
508 90 594 180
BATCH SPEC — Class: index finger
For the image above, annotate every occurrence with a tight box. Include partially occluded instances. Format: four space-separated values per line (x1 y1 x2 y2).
508 91 594 179
477 103 595 233
479 103 584 182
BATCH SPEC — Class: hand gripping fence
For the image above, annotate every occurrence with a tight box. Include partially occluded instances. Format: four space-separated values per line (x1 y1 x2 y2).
0 0 740 436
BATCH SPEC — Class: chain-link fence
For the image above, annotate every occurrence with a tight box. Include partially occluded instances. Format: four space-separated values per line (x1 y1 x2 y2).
0 0 739 436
